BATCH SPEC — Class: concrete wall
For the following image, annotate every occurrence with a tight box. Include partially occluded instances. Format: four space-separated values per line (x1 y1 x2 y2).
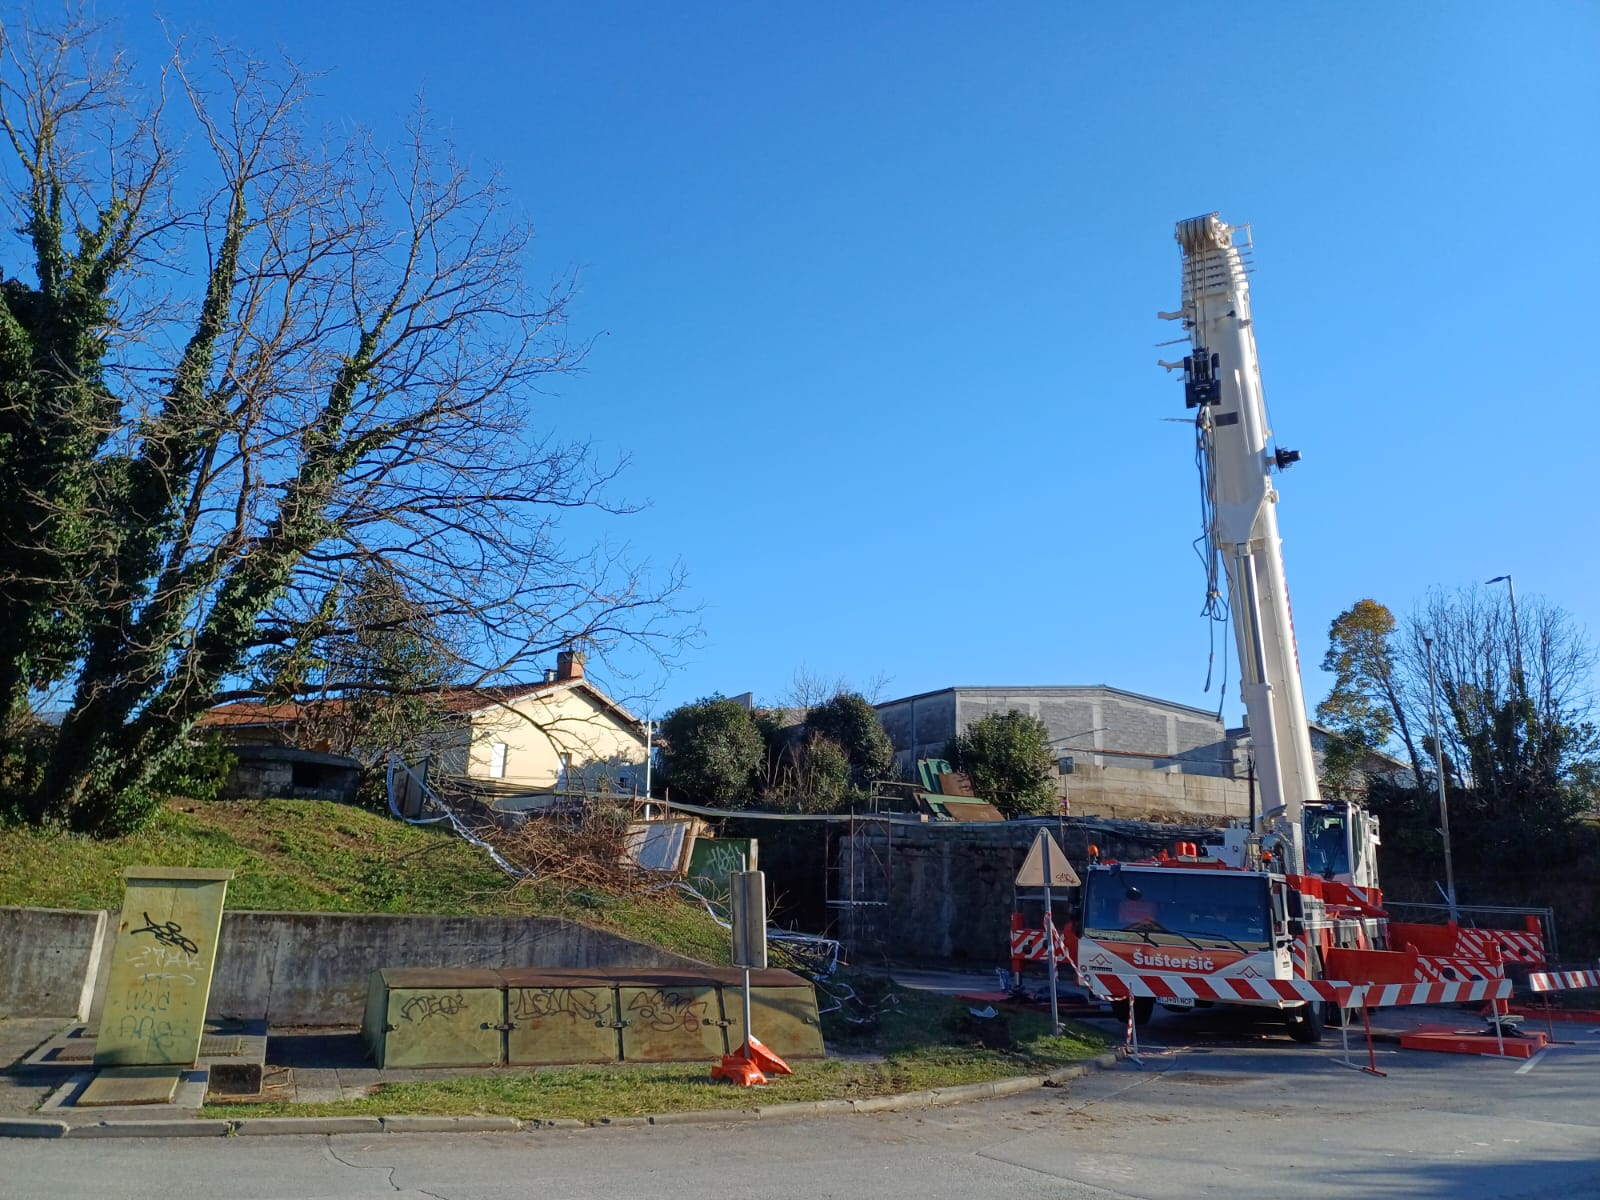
0 907 107 1019
1063 762 1250 822
204 911 703 1026
6 908 701 1026
833 818 1220 962
224 745 360 804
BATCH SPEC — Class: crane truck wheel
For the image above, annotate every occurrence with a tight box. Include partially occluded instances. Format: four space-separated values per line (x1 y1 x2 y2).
1110 997 1155 1027
1283 1001 1325 1044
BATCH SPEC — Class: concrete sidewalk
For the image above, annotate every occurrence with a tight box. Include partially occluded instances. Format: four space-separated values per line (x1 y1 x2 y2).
0 1017 71 1117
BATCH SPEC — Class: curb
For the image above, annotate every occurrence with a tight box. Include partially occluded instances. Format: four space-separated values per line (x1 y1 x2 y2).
68 1119 229 1139
1 1055 1119 1139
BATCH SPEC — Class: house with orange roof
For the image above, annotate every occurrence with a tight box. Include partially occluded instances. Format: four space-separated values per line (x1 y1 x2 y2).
199 651 649 802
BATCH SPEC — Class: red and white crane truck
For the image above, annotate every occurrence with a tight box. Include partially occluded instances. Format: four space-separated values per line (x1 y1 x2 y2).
1063 215 1561 1042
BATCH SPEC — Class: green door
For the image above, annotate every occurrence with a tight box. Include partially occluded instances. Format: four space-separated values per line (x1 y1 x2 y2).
504 982 622 1065
720 985 826 1059
616 983 727 1062
380 976 504 1068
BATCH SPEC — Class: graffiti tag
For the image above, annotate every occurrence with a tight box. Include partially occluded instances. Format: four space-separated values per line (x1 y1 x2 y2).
510 987 610 1025
400 991 469 1024
117 1014 186 1058
127 944 203 974
626 988 708 1034
129 913 199 955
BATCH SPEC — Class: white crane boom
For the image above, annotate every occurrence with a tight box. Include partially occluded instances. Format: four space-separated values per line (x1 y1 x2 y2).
1169 214 1320 867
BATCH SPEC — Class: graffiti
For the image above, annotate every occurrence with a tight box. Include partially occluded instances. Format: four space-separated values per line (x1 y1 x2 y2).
125 985 172 1014
129 912 199 955
688 840 753 897
126 944 204 975
510 987 611 1025
626 988 709 1035
399 991 469 1024
117 1014 185 1058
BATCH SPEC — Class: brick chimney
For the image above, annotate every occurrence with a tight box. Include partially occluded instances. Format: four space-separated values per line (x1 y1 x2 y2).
555 649 586 681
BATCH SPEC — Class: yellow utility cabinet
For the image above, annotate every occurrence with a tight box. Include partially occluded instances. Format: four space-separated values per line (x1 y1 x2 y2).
94 866 233 1067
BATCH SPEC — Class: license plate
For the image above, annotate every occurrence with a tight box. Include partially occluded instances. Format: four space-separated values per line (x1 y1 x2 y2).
1159 997 1195 1009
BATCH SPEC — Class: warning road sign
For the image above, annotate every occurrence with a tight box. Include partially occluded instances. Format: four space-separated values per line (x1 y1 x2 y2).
1015 829 1079 888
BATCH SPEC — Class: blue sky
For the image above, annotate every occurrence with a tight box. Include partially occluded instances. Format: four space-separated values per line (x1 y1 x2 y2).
119 1 1598 721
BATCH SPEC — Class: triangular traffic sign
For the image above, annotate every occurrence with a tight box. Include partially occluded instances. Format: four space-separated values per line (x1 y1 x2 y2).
1015 829 1079 888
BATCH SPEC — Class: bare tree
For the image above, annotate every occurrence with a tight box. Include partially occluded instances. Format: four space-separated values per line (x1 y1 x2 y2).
0 11 687 832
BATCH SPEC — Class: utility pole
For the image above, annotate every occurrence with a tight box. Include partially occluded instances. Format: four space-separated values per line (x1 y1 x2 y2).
1424 635 1460 921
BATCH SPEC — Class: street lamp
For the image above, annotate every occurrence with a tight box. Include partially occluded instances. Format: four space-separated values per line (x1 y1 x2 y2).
1485 574 1524 686
1423 635 1460 921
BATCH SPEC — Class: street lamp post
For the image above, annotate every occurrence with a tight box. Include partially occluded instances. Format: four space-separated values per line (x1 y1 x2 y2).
1423 635 1460 921
1486 574 1524 686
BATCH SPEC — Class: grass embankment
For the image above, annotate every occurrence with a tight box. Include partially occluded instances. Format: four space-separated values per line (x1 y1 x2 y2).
202 987 1108 1121
0 799 731 965
3 798 1110 1118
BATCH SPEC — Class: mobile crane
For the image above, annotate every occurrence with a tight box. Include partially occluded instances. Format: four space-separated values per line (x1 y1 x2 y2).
1009 217 1574 1042
1071 214 1384 1041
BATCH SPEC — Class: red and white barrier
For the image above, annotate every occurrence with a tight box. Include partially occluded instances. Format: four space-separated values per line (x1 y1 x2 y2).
1010 927 1069 964
1089 973 1510 1009
1090 973 1358 1007
1527 968 1600 993
1357 979 1510 1007
1414 954 1502 984
1453 927 1545 964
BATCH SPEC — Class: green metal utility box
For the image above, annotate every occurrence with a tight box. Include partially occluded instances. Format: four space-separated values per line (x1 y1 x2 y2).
95 866 234 1068
361 966 824 1069
363 969 505 1069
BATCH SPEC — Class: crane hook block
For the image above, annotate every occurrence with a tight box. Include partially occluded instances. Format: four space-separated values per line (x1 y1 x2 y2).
1184 348 1222 409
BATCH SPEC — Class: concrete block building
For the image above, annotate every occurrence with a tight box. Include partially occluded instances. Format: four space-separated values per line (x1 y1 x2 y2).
875 685 1251 821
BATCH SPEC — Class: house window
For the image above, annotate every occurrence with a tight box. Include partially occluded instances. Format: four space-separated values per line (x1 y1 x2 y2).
489 742 507 779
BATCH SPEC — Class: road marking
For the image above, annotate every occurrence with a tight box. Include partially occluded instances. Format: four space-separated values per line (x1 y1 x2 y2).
1514 1049 1549 1075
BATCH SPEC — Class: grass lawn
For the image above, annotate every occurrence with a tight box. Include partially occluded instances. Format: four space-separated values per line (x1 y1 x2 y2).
202 987 1109 1121
0 798 732 965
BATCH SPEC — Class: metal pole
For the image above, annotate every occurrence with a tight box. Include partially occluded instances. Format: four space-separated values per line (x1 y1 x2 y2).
1043 838 1061 1034
1487 575 1525 689
743 964 753 1053
643 721 653 799
1247 754 1256 832
1424 636 1460 920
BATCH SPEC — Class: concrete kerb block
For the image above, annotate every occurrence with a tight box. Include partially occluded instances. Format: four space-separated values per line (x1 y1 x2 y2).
232 1116 385 1136
850 1090 937 1115
753 1100 829 1120
66 1119 230 1138
647 1107 759 1126
0 1119 69 1138
927 1081 1001 1105
1045 1053 1119 1086
523 1117 586 1131
380 1115 523 1134
988 1075 1048 1098
589 1115 649 1127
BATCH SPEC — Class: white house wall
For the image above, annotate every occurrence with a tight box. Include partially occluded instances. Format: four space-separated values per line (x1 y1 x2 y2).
453 687 645 790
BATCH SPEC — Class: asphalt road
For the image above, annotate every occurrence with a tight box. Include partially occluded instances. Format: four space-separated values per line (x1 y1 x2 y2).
4 1016 1596 1199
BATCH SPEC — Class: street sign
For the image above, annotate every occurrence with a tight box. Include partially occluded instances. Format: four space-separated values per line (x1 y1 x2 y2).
1015 830 1080 888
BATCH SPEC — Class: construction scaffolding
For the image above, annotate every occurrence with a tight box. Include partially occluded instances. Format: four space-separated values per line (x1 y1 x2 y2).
825 813 895 961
